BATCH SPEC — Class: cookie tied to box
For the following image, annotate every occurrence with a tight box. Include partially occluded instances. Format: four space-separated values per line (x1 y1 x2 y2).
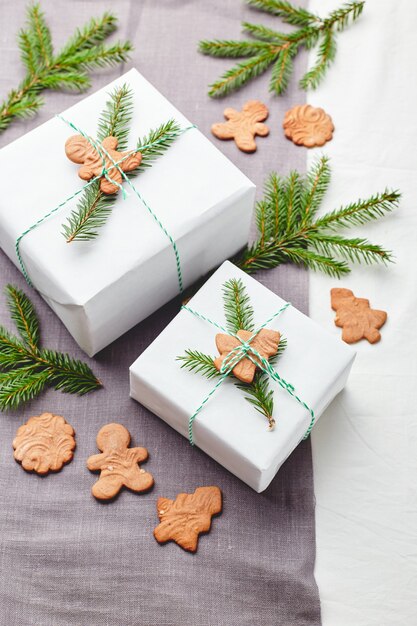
65 134 142 195
214 328 280 383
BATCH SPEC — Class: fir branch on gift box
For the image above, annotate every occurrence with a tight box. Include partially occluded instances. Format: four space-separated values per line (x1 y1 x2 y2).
0 285 101 410
178 278 286 430
236 156 400 277
62 85 181 242
199 0 364 97
0 3 132 133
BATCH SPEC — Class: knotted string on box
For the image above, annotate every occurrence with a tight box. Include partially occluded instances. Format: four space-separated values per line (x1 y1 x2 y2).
182 301 316 445
15 114 197 293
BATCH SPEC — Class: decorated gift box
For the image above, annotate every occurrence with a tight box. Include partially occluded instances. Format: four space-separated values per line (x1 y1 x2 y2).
130 261 356 492
0 68 255 356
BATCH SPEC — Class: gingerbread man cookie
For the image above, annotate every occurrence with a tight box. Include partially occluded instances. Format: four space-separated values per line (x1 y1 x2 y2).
87 423 154 500
283 104 334 147
13 412 75 475
65 134 142 194
154 486 222 553
214 328 280 383
331 288 387 344
211 100 269 152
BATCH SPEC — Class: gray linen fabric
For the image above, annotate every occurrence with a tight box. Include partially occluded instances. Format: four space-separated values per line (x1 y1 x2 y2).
0 1 320 624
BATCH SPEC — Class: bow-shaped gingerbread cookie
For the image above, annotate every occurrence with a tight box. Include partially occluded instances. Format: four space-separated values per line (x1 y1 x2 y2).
65 134 142 194
214 328 280 383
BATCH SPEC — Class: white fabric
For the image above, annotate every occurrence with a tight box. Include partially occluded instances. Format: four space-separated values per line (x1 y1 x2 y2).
308 1 417 624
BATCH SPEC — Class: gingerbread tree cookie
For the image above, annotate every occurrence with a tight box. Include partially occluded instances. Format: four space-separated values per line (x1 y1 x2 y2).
65 134 142 194
13 412 76 475
214 328 280 383
87 423 154 500
211 100 269 152
154 486 222 553
331 288 387 344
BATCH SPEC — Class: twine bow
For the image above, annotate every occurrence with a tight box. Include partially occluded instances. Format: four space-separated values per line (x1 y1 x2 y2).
182 302 315 445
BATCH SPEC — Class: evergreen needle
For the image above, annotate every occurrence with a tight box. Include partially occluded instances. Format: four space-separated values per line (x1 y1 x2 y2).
236 156 400 277
0 3 133 133
199 0 364 97
0 284 101 410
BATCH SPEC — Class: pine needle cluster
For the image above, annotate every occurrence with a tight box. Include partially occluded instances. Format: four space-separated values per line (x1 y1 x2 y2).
0 284 101 410
178 278 286 429
199 0 364 97
236 156 400 277
0 3 133 133
62 85 181 242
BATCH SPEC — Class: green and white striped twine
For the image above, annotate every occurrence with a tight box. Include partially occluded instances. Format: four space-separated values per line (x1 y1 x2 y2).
15 114 196 293
182 301 316 445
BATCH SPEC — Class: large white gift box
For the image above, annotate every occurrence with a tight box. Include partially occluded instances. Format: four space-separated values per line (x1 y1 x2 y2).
0 69 255 356
130 261 355 492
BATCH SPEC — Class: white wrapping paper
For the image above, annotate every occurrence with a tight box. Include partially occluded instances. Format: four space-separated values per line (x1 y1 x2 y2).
130 261 355 492
0 69 255 356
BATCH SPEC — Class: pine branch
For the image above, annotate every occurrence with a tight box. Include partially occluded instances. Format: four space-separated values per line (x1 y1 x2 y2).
135 119 181 171
96 83 134 149
56 12 119 59
246 0 322 26
62 87 181 243
235 368 275 428
0 4 132 133
199 0 364 97
0 369 50 410
39 349 101 394
204 50 280 98
0 284 101 410
314 191 400 230
299 29 337 90
177 350 220 380
234 340 287 429
242 21 287 43
222 278 255 333
6 285 40 353
236 156 400 278
61 180 114 243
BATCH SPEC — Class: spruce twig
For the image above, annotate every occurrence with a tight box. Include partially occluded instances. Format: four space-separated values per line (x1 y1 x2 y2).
0 285 101 410
199 0 364 97
0 3 133 133
236 156 400 277
177 350 220 380
61 85 181 243
178 279 286 430
222 278 255 333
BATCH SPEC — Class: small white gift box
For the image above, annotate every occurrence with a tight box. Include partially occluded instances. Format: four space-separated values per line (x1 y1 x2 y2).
130 261 355 492
0 69 255 356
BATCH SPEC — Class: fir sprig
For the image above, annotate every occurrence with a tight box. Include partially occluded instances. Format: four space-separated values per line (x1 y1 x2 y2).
178 279 287 429
0 285 101 410
223 278 255 333
236 156 400 277
177 350 220 380
199 0 364 97
0 3 133 133
61 85 182 243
